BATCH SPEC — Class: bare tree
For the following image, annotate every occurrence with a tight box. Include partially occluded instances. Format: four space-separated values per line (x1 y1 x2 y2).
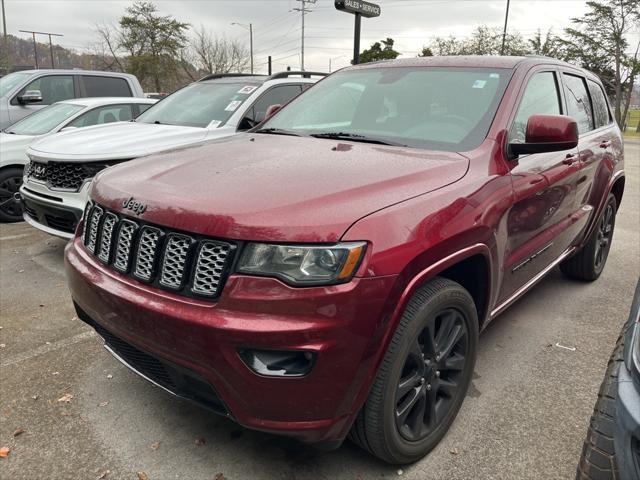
93 22 125 71
191 26 250 74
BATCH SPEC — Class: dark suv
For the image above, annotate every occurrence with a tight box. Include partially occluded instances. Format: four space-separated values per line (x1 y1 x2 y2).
65 56 625 464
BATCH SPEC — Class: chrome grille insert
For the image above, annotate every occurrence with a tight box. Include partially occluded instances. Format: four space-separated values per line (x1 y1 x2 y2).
97 213 118 262
80 203 235 299
134 227 161 281
85 206 103 253
113 220 138 272
81 201 93 244
160 234 192 289
192 241 233 296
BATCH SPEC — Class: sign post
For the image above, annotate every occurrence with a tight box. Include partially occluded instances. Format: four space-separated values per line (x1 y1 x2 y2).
334 0 381 65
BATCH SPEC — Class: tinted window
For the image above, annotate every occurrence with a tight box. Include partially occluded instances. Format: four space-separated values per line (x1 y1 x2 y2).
563 74 594 134
510 72 561 143
5 102 84 135
15 75 74 105
587 80 611 129
264 68 512 151
242 85 302 127
82 76 131 97
69 104 134 128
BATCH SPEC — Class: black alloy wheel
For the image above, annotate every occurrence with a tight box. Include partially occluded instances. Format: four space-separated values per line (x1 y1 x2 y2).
395 308 469 442
594 202 614 271
0 168 24 222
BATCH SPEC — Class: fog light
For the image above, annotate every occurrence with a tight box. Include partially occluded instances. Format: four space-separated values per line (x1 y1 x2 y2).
238 349 316 377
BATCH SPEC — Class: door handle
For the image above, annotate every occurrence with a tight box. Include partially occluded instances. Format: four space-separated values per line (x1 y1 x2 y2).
562 154 578 165
599 140 611 149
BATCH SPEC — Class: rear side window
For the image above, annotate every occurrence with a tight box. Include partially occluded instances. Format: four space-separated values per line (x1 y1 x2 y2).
81 76 132 97
243 85 302 127
587 80 612 129
510 72 561 143
69 104 134 128
563 74 594 134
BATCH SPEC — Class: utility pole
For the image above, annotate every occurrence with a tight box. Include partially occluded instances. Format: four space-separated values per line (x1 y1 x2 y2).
293 0 316 71
231 22 253 74
500 0 511 56
1 0 8 74
19 30 63 69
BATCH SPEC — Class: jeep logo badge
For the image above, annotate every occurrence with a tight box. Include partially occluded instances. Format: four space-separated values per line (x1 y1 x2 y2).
122 197 147 215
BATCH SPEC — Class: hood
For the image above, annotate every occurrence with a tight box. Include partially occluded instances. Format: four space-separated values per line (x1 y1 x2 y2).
92 134 469 242
0 132 35 166
27 122 209 162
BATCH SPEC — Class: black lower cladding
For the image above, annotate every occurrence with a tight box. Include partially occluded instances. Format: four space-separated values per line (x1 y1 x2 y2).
74 303 229 417
22 196 81 234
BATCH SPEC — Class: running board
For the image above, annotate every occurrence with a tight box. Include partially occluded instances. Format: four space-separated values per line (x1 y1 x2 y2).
490 247 576 318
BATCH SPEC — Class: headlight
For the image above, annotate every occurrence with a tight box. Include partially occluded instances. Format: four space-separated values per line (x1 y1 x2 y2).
237 242 366 286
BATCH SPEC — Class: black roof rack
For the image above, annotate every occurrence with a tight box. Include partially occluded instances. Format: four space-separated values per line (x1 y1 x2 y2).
198 73 265 82
267 71 328 80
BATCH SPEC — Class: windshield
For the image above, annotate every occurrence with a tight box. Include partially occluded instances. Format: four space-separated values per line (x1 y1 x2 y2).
5 102 85 135
262 67 512 151
0 72 32 98
136 82 260 128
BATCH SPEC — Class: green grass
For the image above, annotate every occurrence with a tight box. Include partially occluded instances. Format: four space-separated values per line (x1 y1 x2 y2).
624 108 640 133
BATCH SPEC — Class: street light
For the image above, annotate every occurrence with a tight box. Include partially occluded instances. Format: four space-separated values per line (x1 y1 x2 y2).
231 22 253 74
329 54 346 73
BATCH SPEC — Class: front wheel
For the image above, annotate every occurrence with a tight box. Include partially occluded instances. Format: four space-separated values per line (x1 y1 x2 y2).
0 167 25 223
349 277 478 464
560 194 617 281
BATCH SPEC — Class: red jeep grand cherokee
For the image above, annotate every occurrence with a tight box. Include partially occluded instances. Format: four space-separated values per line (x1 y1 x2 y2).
65 56 624 464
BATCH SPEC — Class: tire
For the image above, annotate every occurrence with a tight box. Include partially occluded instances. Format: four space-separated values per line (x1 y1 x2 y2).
349 277 479 464
576 322 628 479
0 166 25 223
561 194 617 281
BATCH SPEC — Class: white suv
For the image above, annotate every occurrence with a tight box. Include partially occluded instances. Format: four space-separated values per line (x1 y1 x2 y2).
21 72 325 238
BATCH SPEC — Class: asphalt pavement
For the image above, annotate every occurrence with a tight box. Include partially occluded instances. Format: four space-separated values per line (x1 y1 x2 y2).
0 139 638 480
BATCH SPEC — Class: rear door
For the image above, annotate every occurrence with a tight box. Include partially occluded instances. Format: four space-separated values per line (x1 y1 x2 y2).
501 68 583 301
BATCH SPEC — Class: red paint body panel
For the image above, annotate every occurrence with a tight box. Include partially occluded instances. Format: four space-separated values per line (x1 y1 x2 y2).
65 56 625 444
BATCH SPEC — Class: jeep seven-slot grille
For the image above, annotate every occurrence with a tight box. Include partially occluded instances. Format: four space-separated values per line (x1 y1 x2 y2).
80 202 236 299
25 161 110 192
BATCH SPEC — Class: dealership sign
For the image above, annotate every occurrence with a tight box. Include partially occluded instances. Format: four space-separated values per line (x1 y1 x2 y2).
335 0 381 18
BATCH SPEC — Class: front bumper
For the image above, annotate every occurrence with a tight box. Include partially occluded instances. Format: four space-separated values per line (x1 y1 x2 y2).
65 236 397 443
20 180 90 238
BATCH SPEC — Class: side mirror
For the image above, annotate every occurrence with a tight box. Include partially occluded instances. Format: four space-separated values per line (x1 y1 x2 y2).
264 104 283 120
17 90 43 105
509 114 578 157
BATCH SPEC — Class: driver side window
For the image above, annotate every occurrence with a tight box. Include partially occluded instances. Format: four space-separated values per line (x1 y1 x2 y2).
509 72 561 143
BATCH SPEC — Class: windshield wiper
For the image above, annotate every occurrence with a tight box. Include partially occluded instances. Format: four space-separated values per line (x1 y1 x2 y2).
253 127 302 137
309 132 407 147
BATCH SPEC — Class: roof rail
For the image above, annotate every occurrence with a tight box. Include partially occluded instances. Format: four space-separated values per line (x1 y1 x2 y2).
198 73 264 82
267 71 328 80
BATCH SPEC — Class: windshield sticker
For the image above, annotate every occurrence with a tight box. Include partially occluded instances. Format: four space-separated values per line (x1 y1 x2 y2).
472 80 487 89
225 100 242 112
238 85 258 94
209 120 221 128
489 73 500 78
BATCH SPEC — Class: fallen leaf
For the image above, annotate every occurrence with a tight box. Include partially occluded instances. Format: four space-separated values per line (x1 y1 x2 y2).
13 428 25 437
57 393 74 403
195 437 206 446
98 401 109 407
39 304 44 307
449 448 459 455
214 474 226 480
0 447 9 458
137 472 149 480
150 442 160 450
98 470 110 479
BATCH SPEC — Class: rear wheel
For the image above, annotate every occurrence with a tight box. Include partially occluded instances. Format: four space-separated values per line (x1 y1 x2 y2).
349 277 478 464
0 167 25 223
561 194 616 281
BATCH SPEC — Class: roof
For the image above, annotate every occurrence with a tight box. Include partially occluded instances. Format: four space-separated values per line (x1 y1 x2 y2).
347 55 570 71
57 97 157 107
199 71 327 84
13 69 138 78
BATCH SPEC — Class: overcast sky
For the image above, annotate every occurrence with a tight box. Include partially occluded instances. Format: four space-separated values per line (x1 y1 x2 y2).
0 0 616 72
